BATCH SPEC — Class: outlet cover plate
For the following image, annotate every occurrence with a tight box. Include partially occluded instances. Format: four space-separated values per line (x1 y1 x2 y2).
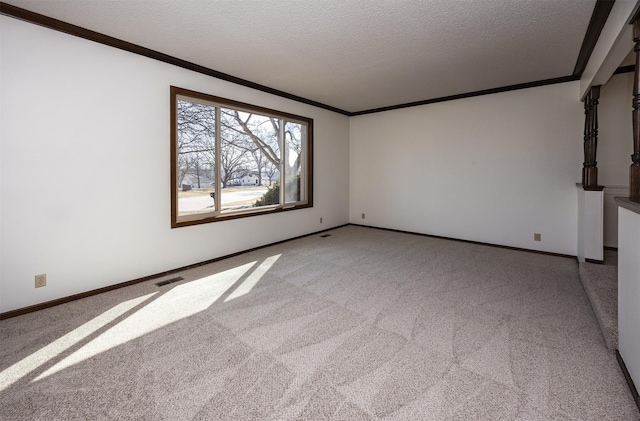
35 274 47 288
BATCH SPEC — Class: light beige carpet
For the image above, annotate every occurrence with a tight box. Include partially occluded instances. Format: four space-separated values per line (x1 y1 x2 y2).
578 250 618 351
1 225 638 420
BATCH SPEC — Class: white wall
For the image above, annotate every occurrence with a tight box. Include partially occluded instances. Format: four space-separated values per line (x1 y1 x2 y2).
599 71 635 248
350 82 583 255
0 17 350 313
618 205 640 389
0 14 3 311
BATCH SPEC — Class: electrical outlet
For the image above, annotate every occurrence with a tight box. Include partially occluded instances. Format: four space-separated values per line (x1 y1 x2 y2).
361 213 365 219
320 217 323 223
534 233 541 241
35 273 47 288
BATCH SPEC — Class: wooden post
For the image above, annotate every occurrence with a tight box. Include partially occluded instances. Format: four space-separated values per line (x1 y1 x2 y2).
583 90 591 185
582 86 601 187
632 19 640 201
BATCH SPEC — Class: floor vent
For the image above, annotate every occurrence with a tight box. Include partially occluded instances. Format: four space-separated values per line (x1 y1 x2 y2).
320 234 332 238
155 276 184 287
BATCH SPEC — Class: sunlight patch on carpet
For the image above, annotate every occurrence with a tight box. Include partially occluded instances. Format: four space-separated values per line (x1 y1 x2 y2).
225 254 280 302
0 293 157 391
32 262 256 383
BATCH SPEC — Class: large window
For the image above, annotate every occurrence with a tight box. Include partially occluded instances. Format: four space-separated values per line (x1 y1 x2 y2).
170 87 313 227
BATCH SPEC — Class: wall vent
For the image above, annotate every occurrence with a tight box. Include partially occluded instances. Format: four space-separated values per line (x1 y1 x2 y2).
155 276 184 287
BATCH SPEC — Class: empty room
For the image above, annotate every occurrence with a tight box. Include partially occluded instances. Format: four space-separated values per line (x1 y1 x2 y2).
1 0 640 419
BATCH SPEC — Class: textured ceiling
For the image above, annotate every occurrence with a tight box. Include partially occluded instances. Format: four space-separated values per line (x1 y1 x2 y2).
4 0 596 113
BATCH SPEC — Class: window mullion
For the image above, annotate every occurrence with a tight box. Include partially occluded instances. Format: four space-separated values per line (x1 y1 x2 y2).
300 125 306 203
279 119 285 207
215 107 221 213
